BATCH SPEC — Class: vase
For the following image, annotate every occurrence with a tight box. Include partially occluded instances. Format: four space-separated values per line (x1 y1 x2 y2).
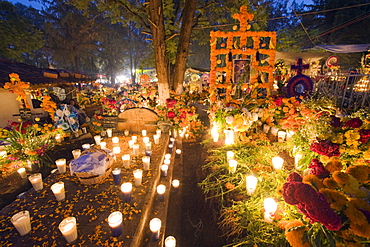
157 121 172 133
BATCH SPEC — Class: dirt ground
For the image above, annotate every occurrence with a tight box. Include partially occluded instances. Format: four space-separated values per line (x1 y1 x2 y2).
166 141 226 247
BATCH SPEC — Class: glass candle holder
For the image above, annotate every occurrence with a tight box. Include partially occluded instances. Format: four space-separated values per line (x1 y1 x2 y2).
59 217 78 243
55 158 67 173
108 211 123 237
112 168 121 185
51 181 65 201
149 218 161 240
11 210 31 236
121 182 132 203
28 173 43 191
122 154 131 168
133 169 143 186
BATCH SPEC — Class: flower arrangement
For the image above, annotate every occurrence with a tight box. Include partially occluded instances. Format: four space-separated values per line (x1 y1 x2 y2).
0 121 63 175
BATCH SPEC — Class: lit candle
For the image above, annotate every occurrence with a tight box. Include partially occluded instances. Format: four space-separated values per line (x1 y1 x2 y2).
143 137 150 144
172 179 180 192
246 175 258 196
272 156 284 170
112 137 119 144
263 124 270 134
295 153 303 169
131 135 138 143
211 124 219 142
277 131 286 142
113 146 121 154
264 198 278 223
55 158 67 173
122 154 131 168
164 153 171 160
226 151 234 160
161 164 169 177
59 217 78 243
175 149 182 158
82 143 90 150
149 218 161 240
142 156 151 170
124 129 130 136
11 210 31 236
72 149 81 159
108 211 123 237
164 159 171 166
100 141 107 149
94 135 101 145
157 184 166 201
142 129 147 136
17 168 27 178
0 150 7 158
224 129 235 145
156 129 162 138
132 144 140 156
170 138 175 145
112 168 121 185
228 159 238 173
153 134 160 144
128 140 135 148
145 142 152 151
165 236 176 247
133 169 143 186
212 132 219 142
168 144 174 153
270 127 279 136
55 134 63 143
107 128 113 137
121 182 133 203
51 181 65 201
28 173 43 191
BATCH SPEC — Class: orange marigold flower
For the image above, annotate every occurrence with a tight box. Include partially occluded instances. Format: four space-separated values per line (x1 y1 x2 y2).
346 165 369 183
303 174 324 190
319 188 348 210
282 220 310 247
225 182 235 190
332 171 350 184
323 177 339 189
348 198 370 212
350 222 370 238
345 205 368 226
325 160 343 173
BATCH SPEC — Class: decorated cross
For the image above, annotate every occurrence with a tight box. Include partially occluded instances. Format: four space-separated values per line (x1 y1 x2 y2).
232 6 254 32
291 58 309 75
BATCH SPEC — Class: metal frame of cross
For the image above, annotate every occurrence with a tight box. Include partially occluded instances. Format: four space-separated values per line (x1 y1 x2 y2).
291 58 309 75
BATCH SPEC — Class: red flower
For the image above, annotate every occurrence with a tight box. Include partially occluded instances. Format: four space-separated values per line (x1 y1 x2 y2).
287 172 302 182
345 118 363 128
179 111 187 119
309 159 330 179
359 129 370 144
310 139 340 157
166 98 177 108
330 116 342 128
167 111 176 118
274 97 283 107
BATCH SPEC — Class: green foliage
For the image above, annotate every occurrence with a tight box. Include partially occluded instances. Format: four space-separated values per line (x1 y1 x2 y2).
0 1 44 61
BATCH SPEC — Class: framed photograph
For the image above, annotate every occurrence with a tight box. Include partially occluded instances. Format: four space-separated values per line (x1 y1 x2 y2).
233 59 251 84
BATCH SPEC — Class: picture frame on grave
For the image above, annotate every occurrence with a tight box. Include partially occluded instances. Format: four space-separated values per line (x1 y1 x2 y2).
233 59 251 84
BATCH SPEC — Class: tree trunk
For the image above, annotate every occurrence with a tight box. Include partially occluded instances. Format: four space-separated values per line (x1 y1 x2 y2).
149 0 170 104
172 0 197 95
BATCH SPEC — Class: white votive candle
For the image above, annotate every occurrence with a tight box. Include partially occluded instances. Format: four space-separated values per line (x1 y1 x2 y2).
165 236 176 247
272 156 284 170
142 156 151 170
246 175 258 196
113 146 121 154
55 158 67 173
94 135 101 145
161 164 169 177
226 151 234 160
143 137 150 144
149 218 161 240
107 128 113 137
11 210 31 236
28 173 43 191
112 137 119 144
131 135 138 143
164 153 171 160
108 211 123 237
228 159 238 173
156 129 162 137
264 198 278 223
17 168 27 178
157 184 166 201
51 181 65 201
59 217 78 243
133 169 143 186
132 144 140 156
100 141 107 149
128 140 135 148
122 154 131 168
82 143 90 150
55 134 62 143
142 130 147 136
153 134 160 144
72 149 81 159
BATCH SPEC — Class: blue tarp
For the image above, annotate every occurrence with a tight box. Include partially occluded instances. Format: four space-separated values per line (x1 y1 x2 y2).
316 44 370 53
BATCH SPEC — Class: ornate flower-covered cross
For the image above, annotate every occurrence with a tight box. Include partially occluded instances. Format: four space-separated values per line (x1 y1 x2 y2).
232 6 254 32
4 73 30 108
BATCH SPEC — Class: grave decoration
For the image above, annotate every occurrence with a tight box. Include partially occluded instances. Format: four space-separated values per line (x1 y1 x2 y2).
209 6 276 103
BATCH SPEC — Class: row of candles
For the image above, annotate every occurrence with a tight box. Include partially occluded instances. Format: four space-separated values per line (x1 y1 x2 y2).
226 151 286 223
210 122 295 144
11 129 181 245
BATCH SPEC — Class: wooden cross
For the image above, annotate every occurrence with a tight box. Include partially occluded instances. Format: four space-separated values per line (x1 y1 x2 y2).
232 6 254 32
291 58 309 75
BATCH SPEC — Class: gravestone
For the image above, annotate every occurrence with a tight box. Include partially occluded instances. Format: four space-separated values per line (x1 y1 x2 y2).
117 108 158 133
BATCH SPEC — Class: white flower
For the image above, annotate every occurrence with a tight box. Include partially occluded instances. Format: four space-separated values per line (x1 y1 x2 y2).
56 109 63 117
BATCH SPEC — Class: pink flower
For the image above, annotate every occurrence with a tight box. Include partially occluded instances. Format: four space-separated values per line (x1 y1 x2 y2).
345 118 363 128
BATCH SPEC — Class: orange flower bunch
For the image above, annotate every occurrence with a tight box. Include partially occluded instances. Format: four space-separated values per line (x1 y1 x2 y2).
41 95 57 120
